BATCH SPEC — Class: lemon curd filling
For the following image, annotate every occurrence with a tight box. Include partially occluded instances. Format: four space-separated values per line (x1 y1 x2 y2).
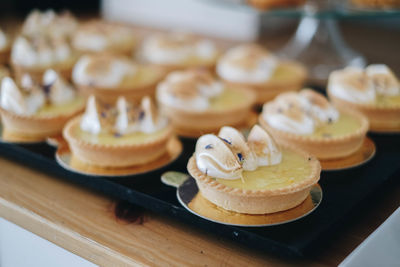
74 124 169 145
120 66 163 88
375 95 400 107
269 64 299 82
35 97 85 117
215 149 311 190
209 88 248 111
306 113 361 138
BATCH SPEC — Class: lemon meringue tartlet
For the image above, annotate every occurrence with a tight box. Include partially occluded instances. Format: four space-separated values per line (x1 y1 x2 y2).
156 69 255 137
72 20 137 56
63 95 173 167
137 32 219 72
11 35 78 83
328 64 400 132
217 44 307 104
187 125 321 214
260 89 369 160
73 54 165 104
0 71 84 142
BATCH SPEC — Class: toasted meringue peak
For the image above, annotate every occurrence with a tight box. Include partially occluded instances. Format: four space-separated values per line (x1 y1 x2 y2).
114 97 130 134
140 96 168 134
366 64 400 96
195 134 243 180
328 67 376 104
218 126 258 171
43 69 75 105
156 69 223 111
0 76 45 115
20 74 35 91
299 89 339 124
140 32 217 64
247 125 282 166
217 44 277 84
80 96 101 135
72 54 137 87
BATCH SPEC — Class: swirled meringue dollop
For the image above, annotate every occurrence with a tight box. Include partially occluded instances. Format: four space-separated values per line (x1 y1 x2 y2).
140 32 217 65
218 126 258 171
0 77 45 115
72 21 134 52
195 134 243 180
216 44 277 84
247 125 282 166
156 69 223 111
80 95 101 135
262 90 340 135
366 64 400 96
195 125 283 180
328 67 376 104
72 55 137 87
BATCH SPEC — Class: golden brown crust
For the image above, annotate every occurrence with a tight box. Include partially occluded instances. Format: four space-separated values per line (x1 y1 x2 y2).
159 87 256 138
0 48 10 65
63 116 174 167
259 108 369 160
187 145 321 214
0 104 84 142
221 61 307 104
328 92 400 133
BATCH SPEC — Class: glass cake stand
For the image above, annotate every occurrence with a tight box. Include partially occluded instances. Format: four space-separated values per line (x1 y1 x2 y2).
199 0 400 83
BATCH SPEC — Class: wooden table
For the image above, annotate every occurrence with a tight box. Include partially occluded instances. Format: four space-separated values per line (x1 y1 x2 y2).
1 22 400 266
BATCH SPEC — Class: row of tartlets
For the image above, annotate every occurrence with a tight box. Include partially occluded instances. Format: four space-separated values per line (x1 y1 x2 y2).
0 9 399 217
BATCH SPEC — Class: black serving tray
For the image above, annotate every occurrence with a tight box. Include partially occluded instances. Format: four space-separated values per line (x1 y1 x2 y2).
0 132 399 258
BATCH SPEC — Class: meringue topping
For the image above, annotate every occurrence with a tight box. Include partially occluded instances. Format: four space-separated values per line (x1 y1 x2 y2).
72 54 137 87
80 95 168 136
196 134 243 180
0 77 45 115
262 90 339 135
11 35 72 67
328 64 400 104
43 69 76 105
22 9 78 39
195 125 282 180
156 69 224 111
216 44 278 84
139 32 218 64
72 21 134 52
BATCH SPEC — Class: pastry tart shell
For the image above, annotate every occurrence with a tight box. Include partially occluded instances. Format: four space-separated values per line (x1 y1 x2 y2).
0 105 84 142
259 108 369 160
63 116 174 168
0 48 10 64
12 60 76 83
222 61 307 104
328 92 400 133
159 88 256 138
187 145 321 214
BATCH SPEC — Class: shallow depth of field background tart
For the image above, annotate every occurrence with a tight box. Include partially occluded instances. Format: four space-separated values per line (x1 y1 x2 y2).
0 46 10 65
12 54 79 83
259 108 369 160
0 97 84 142
351 0 400 8
222 61 307 105
159 87 256 138
76 64 166 104
187 145 320 214
72 20 137 56
328 91 400 132
63 116 174 168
